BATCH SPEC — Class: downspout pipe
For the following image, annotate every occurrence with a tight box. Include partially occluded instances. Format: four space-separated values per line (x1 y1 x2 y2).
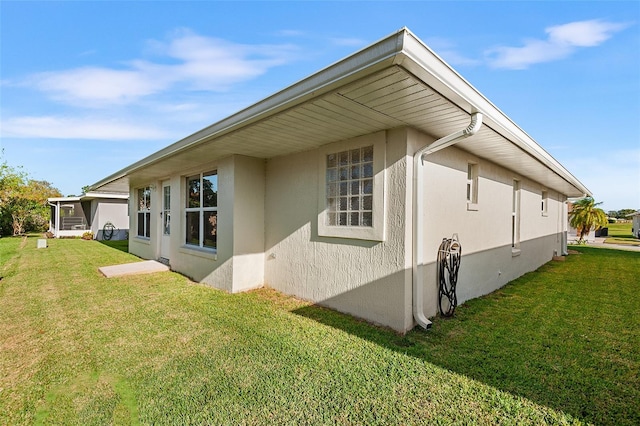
47 201 60 237
412 112 483 329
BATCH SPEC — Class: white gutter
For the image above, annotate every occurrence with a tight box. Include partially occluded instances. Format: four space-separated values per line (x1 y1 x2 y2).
89 31 408 192
412 112 483 329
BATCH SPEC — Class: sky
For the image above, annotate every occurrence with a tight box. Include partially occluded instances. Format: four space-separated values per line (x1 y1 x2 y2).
1 1 639 212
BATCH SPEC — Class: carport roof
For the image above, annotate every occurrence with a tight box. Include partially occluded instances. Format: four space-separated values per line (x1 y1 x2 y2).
48 191 129 203
90 27 590 198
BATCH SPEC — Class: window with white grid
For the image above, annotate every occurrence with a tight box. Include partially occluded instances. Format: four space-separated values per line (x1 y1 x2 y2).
325 145 374 227
317 132 386 241
466 162 479 211
136 186 151 238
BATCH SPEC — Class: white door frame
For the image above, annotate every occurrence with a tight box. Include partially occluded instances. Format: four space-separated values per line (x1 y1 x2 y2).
160 180 171 260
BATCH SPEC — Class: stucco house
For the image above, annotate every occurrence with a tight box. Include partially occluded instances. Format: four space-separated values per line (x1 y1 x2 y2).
90 28 590 333
628 210 640 238
48 192 129 240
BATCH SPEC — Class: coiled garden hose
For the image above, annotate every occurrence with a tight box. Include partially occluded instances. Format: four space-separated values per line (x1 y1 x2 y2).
437 235 461 317
103 222 116 241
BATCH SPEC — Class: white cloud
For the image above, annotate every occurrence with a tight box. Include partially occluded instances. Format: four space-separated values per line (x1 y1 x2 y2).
547 20 628 47
31 67 168 105
425 37 480 67
275 29 306 37
25 29 297 106
486 19 630 69
0 115 168 140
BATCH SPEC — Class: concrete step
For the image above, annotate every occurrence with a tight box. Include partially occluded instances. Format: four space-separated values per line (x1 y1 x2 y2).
99 260 169 278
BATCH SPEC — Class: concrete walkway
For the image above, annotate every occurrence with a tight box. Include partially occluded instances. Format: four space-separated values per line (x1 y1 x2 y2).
99 260 170 278
571 237 640 252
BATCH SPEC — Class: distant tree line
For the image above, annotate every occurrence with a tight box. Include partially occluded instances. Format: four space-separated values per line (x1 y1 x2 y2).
607 209 637 219
0 160 62 236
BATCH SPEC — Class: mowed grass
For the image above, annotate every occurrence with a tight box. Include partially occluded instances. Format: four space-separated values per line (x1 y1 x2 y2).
0 237 638 425
604 222 640 246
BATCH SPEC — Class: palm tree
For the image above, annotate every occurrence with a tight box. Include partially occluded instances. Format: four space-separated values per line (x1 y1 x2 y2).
569 197 608 242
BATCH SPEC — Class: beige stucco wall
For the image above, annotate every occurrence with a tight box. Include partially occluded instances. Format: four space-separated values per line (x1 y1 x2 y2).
126 125 570 333
264 129 414 332
413 129 566 318
229 155 266 292
129 155 265 293
92 199 129 240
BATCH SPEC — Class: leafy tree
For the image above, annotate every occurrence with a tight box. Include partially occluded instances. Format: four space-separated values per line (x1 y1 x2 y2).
569 197 608 242
0 161 62 236
617 208 637 218
606 209 638 219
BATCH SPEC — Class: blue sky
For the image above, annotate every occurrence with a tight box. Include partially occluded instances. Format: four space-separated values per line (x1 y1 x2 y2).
1 1 638 211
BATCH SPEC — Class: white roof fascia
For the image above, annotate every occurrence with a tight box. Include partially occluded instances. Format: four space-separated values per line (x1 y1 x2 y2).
48 193 128 203
48 196 81 202
397 30 591 197
89 29 408 191
91 27 590 197
81 191 129 200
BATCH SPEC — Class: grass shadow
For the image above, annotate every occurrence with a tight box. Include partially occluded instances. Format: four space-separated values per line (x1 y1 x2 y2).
607 234 638 240
292 247 640 426
98 240 129 253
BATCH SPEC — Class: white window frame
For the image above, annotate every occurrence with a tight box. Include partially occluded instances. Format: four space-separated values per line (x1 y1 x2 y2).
512 179 521 254
318 132 386 241
162 184 171 236
541 189 548 217
466 162 479 211
185 171 218 251
136 186 151 239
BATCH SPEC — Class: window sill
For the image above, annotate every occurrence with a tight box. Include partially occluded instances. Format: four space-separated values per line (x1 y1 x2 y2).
179 245 218 260
467 202 479 211
133 236 151 245
318 226 384 242
511 248 521 257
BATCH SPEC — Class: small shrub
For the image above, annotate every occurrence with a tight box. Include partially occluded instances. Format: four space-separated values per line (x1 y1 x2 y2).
81 231 93 240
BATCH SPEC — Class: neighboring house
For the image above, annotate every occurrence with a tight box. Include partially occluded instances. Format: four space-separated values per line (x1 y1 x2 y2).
89 28 590 333
48 192 129 240
628 211 640 238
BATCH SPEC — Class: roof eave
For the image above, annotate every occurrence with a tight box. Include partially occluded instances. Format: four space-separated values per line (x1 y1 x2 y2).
48 197 81 202
89 28 412 192
398 31 591 197
91 27 590 198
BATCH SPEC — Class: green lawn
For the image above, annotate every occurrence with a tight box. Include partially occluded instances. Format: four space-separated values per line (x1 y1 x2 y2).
604 222 640 246
1 237 638 425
